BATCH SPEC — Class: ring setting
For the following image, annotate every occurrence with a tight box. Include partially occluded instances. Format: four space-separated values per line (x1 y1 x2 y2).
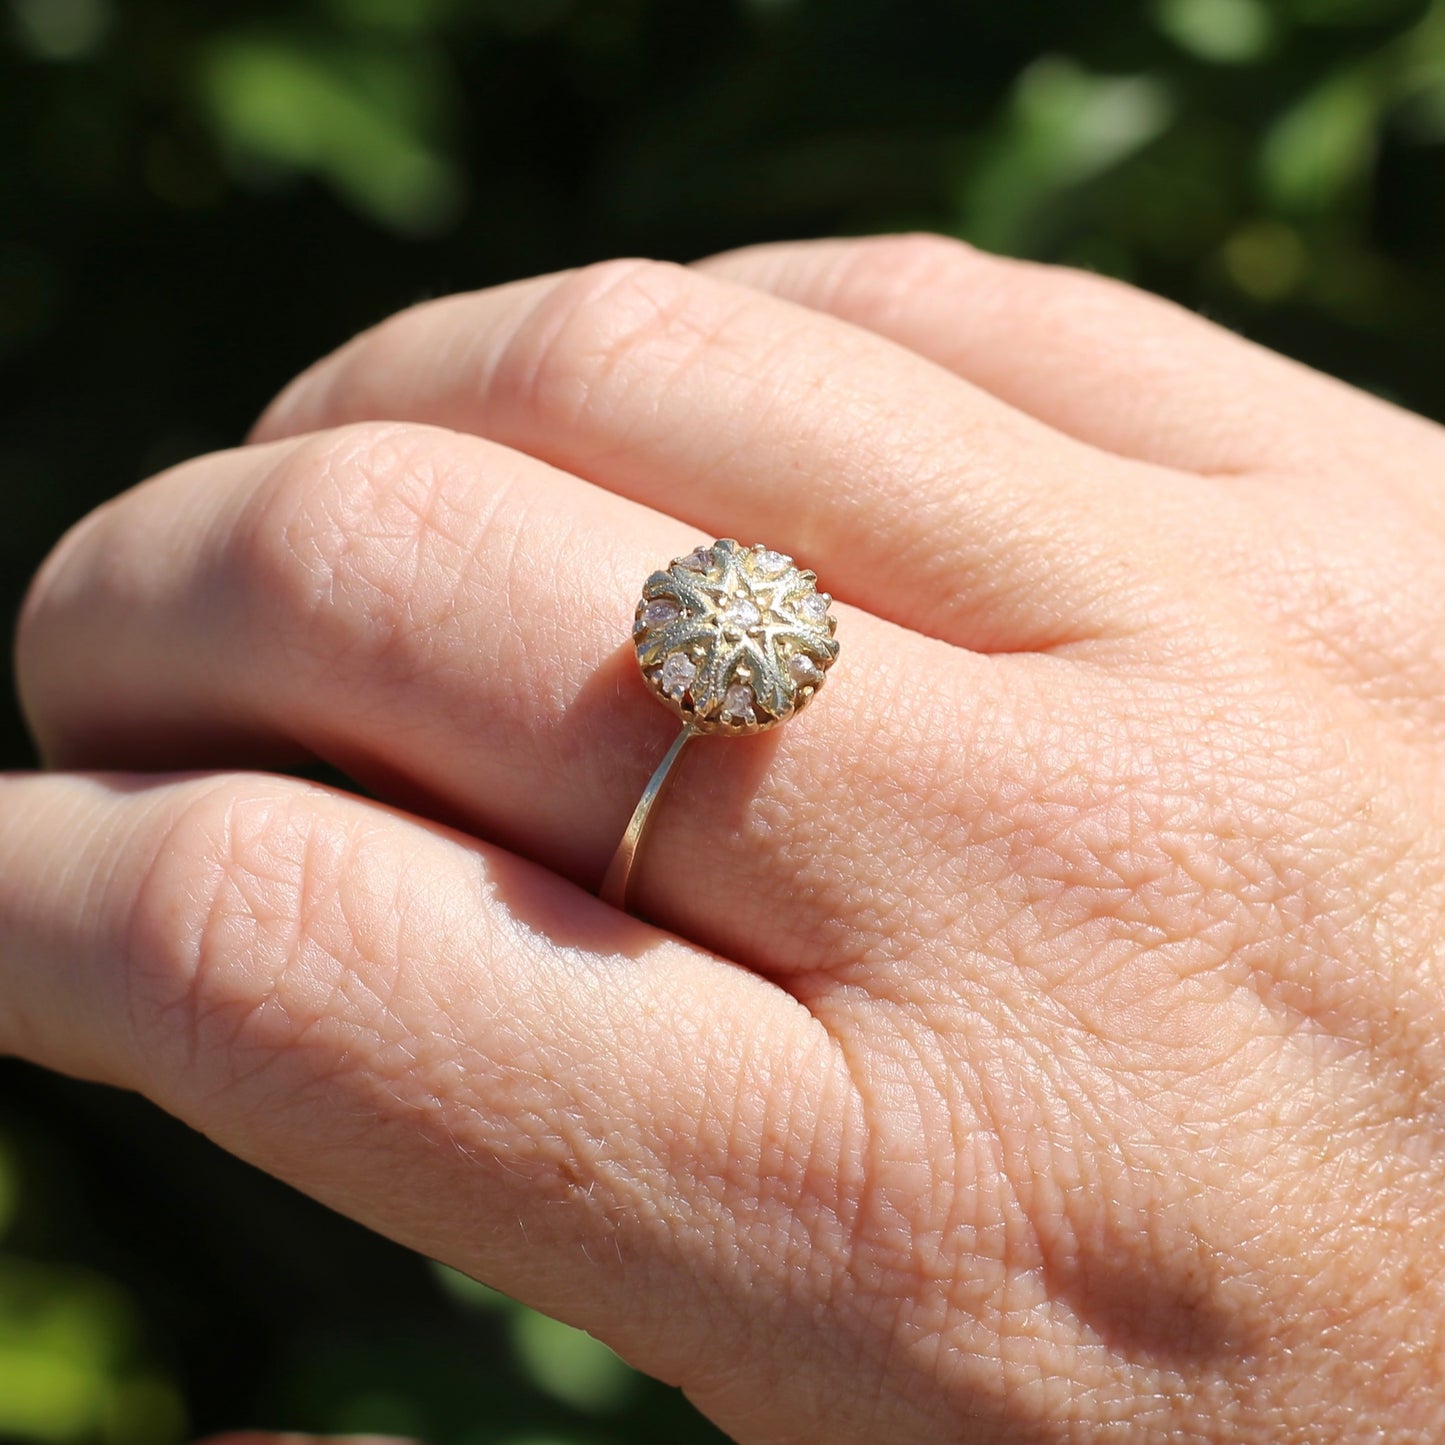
600 539 839 912
633 539 839 734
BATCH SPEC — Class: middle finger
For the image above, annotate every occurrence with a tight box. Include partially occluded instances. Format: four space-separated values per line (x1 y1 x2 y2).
251 260 1180 653
18 421 1034 970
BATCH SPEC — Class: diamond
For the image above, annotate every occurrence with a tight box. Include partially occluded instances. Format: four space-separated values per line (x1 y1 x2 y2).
754 548 789 575
658 652 697 700
798 592 829 625
788 654 823 687
641 598 680 628
721 597 761 630
720 681 756 723
679 546 713 572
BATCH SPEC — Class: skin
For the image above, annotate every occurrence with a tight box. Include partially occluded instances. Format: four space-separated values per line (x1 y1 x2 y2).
5 233 1445 1443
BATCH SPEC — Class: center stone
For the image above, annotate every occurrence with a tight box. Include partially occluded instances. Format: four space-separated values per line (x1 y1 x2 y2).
721 597 761 629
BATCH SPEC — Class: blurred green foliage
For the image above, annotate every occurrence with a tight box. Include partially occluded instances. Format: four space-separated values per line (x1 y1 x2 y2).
2 1 1444 1441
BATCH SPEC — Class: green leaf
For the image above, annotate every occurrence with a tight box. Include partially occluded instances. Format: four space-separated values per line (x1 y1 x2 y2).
199 34 461 233
1260 69 1383 210
509 1309 637 1414
430 1260 518 1313
8 0 112 62
1154 0 1278 63
962 57 1175 251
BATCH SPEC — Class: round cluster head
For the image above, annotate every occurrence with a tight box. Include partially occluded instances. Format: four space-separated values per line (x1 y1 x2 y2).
631 539 840 736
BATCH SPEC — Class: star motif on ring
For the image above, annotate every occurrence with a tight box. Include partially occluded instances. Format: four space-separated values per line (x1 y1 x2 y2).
631 540 839 734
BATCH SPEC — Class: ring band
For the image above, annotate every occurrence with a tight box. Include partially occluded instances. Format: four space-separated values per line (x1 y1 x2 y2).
599 539 840 913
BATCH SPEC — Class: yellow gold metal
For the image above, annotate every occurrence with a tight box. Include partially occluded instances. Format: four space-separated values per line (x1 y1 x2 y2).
600 539 840 914
632 538 839 734
598 722 698 911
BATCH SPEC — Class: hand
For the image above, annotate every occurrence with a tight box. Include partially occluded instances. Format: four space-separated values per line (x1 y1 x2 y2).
7 235 1445 1443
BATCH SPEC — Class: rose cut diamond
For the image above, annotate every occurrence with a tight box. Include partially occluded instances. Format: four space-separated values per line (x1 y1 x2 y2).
721 597 761 630
788 654 823 687
798 592 828 624
658 652 697 700
720 681 756 723
642 598 680 628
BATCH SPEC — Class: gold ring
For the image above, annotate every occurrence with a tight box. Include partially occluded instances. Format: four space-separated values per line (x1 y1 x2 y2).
599 539 841 913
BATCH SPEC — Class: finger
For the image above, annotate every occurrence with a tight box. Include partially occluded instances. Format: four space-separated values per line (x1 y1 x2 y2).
698 239 1445 732
696 234 1445 481
250 258 1186 653
18 422 1039 971
0 769 863 1434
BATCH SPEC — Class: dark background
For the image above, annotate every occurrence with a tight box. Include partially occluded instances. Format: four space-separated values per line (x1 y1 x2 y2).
3 0 1444 1440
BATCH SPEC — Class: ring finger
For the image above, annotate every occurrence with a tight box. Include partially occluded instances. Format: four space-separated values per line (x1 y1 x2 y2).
17 421 1037 971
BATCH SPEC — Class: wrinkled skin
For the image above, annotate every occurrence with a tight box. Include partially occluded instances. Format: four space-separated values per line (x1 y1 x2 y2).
6 235 1445 1443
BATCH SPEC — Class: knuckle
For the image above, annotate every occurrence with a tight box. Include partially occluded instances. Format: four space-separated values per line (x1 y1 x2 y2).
990 253 1176 345
125 778 392 1094
830 232 1143 341
1028 264 1151 333
230 421 492 680
489 256 718 429
829 231 978 312
853 229 975 278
